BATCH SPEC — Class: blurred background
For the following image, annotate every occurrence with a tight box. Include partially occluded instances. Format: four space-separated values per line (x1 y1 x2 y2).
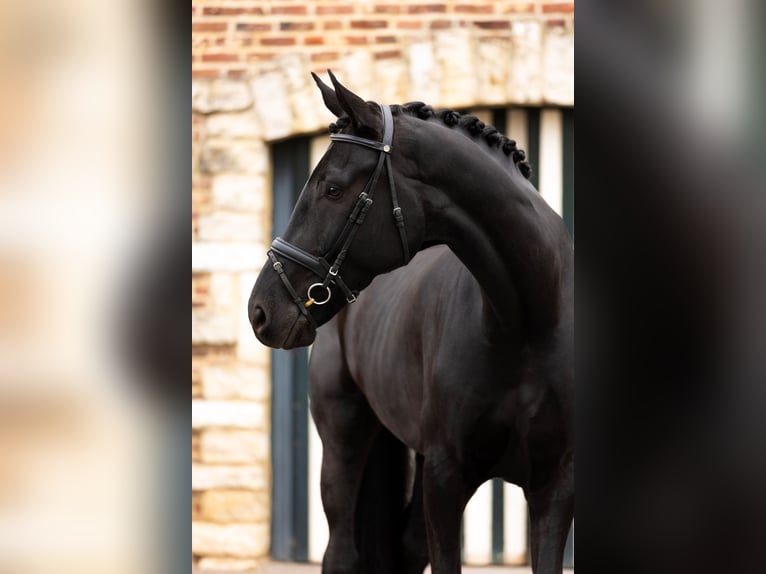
191 1 573 571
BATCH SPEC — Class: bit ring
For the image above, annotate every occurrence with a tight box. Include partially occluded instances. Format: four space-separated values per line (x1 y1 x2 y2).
307 283 332 305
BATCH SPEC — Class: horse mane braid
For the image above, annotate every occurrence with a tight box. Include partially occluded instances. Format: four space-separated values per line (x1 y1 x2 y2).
328 102 533 180
396 102 533 180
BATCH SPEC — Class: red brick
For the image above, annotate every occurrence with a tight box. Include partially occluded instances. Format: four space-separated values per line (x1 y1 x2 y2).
376 35 397 44
374 49 401 60
191 345 237 360
260 37 296 46
303 36 324 45
201 53 239 62
246 52 277 62
545 18 568 28
543 3 575 14
503 3 535 13
236 22 271 32
454 4 493 13
396 20 423 29
431 19 452 29
324 20 343 30
272 5 307 15
227 69 247 79
311 51 340 62
407 4 446 14
317 5 354 15
193 22 227 32
350 20 387 29
345 36 368 45
280 22 315 31
374 4 401 13
192 69 217 80
203 6 264 16
474 20 511 30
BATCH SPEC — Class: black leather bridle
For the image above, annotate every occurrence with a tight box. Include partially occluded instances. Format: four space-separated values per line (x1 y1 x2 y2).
267 104 410 325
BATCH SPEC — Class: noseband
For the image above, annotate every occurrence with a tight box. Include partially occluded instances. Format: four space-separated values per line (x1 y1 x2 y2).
267 104 410 325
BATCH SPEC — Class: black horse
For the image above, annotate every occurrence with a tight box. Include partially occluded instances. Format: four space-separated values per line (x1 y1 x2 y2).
249 72 573 574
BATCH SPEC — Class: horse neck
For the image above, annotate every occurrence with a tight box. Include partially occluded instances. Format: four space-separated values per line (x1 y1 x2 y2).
399 117 570 335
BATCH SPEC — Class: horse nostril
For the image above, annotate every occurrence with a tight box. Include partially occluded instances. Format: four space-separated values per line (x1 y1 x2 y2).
251 305 267 332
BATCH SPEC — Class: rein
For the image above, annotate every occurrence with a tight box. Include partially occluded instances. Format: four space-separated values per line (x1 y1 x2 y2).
267 104 409 324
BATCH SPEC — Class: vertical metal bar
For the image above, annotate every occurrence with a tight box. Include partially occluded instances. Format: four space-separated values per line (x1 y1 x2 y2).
291 349 309 561
527 108 541 191
562 106 575 568
270 138 310 561
562 107 575 238
491 478 505 564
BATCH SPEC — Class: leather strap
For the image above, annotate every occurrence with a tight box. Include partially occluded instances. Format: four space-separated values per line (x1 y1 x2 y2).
271 237 357 302
268 103 407 316
268 250 316 327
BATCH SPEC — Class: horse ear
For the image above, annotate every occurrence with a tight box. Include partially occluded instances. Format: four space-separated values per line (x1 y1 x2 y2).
311 72 344 117
327 69 378 130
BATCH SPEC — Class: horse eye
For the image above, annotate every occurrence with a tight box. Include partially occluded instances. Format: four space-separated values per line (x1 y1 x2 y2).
326 186 342 198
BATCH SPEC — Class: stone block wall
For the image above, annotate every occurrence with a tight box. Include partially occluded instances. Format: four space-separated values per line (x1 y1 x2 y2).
192 1 573 570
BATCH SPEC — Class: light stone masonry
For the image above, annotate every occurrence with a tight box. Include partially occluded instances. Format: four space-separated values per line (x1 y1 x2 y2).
209 272 237 309
197 558 262 572
200 429 269 464
200 489 270 523
282 54 328 135
192 400 267 430
478 39 512 105
192 309 238 345
508 20 544 104
212 174 267 212
435 29 477 108
407 42 440 104
237 272 271 365
542 24 575 105
192 463 268 491
200 139 268 175
206 110 262 140
338 52 375 103
192 522 269 558
202 365 270 400
192 242 265 272
250 71 294 141
193 79 254 115
197 212 264 243
373 59 409 106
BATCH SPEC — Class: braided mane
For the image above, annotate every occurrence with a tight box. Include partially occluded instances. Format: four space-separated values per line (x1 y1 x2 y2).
329 101 532 180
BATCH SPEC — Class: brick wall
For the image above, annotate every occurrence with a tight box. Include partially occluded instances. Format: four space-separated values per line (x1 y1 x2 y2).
191 1 573 570
192 1 574 79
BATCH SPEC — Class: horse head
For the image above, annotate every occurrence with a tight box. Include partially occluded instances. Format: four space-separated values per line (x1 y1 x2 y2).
248 71 425 349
